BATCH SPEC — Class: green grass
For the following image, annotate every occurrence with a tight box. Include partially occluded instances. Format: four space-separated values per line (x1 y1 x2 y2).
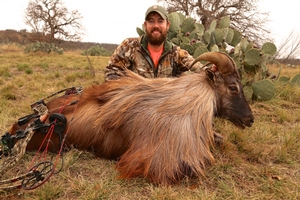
0 44 300 199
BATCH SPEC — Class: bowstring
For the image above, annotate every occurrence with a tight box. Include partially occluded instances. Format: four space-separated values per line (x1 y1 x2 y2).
28 87 82 174
53 88 83 174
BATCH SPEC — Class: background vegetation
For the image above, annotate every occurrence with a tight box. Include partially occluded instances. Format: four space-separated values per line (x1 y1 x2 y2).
0 44 300 199
0 30 117 55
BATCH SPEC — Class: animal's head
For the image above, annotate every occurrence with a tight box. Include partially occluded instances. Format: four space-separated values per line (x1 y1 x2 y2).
191 52 254 129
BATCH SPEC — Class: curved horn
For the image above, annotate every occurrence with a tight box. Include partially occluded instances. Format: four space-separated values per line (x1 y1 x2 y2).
190 52 237 76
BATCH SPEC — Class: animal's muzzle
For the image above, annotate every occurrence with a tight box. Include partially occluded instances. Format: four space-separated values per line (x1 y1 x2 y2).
244 115 254 127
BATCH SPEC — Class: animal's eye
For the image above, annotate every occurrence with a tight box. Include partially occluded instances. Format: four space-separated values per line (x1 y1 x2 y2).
229 85 238 92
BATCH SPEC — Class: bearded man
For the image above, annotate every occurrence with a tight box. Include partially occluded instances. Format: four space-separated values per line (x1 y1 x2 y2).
105 5 202 80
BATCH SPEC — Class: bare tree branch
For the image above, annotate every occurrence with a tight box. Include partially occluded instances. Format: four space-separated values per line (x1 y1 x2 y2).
276 30 300 61
158 0 271 45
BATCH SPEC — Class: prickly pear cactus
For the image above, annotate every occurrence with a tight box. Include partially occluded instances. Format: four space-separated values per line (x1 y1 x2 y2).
135 12 279 101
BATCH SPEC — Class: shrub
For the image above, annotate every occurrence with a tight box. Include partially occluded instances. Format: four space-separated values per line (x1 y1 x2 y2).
24 42 64 54
81 45 112 56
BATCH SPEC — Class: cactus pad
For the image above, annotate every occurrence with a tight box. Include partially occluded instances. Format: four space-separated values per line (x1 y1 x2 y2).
168 12 182 32
261 42 277 56
244 49 262 65
180 43 194 55
136 27 145 36
214 28 225 45
208 19 217 33
194 23 205 35
290 74 300 86
225 28 234 44
252 79 276 101
278 76 290 83
229 29 242 46
181 17 196 33
193 46 208 58
243 85 254 102
218 16 231 29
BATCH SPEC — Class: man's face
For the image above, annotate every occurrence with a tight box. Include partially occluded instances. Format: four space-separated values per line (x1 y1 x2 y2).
144 12 170 45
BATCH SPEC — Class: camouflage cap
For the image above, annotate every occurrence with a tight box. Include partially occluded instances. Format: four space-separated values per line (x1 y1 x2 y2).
145 5 168 20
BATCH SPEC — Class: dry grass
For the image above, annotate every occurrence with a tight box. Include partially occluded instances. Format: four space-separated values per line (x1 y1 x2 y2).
0 43 23 53
268 63 300 79
0 44 300 199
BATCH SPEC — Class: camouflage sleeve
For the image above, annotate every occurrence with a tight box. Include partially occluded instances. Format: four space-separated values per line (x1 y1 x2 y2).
105 39 133 81
177 47 203 72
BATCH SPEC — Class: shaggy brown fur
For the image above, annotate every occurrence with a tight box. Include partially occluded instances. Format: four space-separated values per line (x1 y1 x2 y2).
7 52 254 185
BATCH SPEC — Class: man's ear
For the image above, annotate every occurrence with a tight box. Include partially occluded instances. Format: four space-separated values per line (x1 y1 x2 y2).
166 20 170 30
205 69 215 83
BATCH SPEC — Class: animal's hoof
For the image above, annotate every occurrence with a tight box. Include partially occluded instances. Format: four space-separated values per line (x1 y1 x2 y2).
213 131 223 145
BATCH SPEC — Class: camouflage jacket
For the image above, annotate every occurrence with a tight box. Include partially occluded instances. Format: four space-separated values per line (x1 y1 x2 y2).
105 35 202 80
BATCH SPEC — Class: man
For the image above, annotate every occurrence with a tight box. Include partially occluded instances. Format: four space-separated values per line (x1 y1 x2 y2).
105 5 202 80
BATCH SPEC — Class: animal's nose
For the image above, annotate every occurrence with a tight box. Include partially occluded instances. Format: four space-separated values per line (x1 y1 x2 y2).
247 115 254 127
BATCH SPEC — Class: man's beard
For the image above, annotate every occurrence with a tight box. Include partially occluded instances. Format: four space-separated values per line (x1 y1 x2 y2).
145 28 167 46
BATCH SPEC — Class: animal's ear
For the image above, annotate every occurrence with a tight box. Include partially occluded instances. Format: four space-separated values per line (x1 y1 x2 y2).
205 69 215 83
